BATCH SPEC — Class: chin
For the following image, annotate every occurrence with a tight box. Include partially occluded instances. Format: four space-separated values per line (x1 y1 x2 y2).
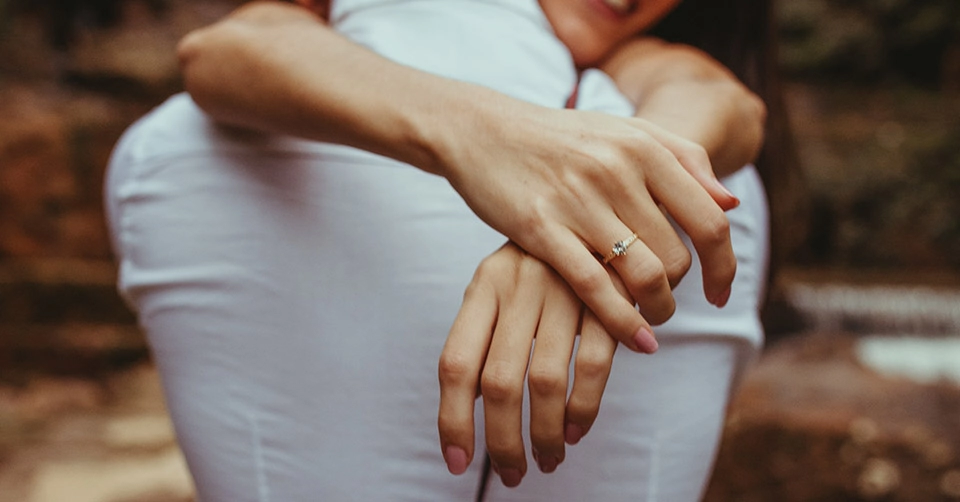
555 27 615 67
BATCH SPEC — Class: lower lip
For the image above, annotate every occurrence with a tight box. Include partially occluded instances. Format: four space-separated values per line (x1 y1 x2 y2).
587 0 631 21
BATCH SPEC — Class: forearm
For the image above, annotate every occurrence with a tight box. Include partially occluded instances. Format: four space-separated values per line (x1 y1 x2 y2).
600 38 767 177
177 1 496 176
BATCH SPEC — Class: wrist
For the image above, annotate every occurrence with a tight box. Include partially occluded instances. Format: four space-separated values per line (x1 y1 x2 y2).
407 81 520 181
392 79 480 178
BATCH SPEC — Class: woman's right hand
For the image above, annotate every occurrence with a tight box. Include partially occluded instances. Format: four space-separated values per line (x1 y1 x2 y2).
433 96 737 351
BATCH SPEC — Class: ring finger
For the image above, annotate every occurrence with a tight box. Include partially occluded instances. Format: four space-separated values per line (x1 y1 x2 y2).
580 214 675 333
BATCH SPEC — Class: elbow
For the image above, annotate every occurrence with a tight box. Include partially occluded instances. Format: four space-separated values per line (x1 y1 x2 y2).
176 30 202 88
175 24 247 119
748 90 768 130
744 90 768 162
176 28 214 108
176 29 202 76
659 43 735 82
718 81 768 170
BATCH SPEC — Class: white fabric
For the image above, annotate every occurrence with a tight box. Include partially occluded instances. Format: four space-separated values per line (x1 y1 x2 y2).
104 0 769 500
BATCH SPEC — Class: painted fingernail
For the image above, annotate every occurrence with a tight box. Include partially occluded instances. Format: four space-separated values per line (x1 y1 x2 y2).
633 327 659 354
565 423 586 445
444 446 469 475
714 179 740 209
711 286 732 308
538 455 560 473
500 468 522 487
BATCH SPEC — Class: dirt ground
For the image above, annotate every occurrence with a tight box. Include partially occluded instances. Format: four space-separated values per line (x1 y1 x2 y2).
3 331 960 502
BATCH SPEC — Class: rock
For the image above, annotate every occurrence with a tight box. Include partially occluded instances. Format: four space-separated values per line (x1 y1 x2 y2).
103 414 177 450
29 447 193 502
63 0 240 98
0 86 74 258
704 333 960 501
858 458 901 499
0 363 196 502
0 84 155 260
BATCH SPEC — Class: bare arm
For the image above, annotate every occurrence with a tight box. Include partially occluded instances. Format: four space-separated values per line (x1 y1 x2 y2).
177 1 739 348
177 1 469 174
601 37 767 178
439 37 769 485
180 4 756 484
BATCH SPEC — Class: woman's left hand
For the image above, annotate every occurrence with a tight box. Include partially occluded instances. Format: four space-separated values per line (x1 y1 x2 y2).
437 242 635 487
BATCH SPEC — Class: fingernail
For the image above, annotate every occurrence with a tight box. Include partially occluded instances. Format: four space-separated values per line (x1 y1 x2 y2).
565 423 585 445
500 468 522 487
713 179 740 207
444 446 469 475
711 286 732 308
538 455 560 473
633 327 659 354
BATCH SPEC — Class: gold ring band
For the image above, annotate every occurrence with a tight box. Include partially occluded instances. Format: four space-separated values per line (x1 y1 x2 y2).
602 233 639 264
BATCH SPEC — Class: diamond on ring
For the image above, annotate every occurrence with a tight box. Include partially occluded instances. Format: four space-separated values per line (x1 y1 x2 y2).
603 233 639 264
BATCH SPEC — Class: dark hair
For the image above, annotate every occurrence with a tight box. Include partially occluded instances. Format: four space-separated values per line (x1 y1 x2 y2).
650 0 810 285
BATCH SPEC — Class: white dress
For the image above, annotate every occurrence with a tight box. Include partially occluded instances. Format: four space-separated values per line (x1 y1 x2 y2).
105 0 768 500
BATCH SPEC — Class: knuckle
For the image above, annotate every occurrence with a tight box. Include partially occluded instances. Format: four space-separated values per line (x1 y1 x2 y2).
529 429 564 450
697 211 731 247
475 251 511 279
438 352 474 387
584 148 622 178
681 143 710 169
518 253 551 282
485 443 520 463
437 414 466 437
515 200 550 238
566 264 607 299
663 247 693 288
480 366 523 405
627 260 668 297
527 367 567 398
626 129 657 150
574 351 612 383
566 393 600 424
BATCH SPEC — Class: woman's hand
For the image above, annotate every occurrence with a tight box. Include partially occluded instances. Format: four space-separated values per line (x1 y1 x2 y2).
435 98 737 352
601 37 767 178
437 243 631 486
179 3 738 350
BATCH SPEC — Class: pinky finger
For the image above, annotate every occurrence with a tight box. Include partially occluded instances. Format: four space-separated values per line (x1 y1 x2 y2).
564 309 618 445
438 281 498 475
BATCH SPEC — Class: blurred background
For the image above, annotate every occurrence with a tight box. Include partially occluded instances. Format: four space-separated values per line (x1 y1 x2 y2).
0 0 958 501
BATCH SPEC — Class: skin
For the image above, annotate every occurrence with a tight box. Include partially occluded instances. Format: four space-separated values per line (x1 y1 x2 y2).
438 0 765 487
178 0 740 348
539 0 682 67
177 0 766 489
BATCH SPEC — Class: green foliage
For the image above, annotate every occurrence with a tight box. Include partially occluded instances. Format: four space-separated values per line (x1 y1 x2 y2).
778 0 960 84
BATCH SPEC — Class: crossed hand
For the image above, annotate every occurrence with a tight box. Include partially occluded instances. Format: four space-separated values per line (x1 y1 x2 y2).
433 102 739 486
